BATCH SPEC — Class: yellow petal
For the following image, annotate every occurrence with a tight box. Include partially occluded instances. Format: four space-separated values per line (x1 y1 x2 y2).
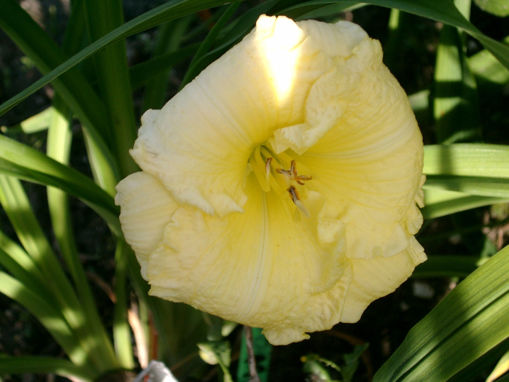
115 172 177 277
129 17 373 216
117 15 427 346
294 47 424 259
145 176 350 345
341 237 426 322
130 16 301 215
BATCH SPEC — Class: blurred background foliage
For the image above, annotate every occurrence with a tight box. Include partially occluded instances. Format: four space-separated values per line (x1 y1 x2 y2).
0 0 508 381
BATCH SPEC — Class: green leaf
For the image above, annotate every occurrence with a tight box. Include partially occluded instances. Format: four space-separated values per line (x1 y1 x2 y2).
172 0 279 89
474 0 509 16
374 245 509 381
0 271 86 368
279 0 509 69
0 134 120 235
112 241 135 368
487 349 509 382
449 341 509 382
0 0 119 177
422 188 507 219
45 100 119 372
293 3 364 19
198 341 233 382
0 356 95 381
0 175 119 371
342 344 370 382
425 175 509 199
142 17 194 109
301 355 336 382
82 0 137 176
279 0 360 19
412 255 481 278
433 16 481 143
131 44 199 90
0 0 242 116
0 230 50 297
421 145 509 217
423 144 509 178
469 37 509 85
180 2 241 88
1 107 51 134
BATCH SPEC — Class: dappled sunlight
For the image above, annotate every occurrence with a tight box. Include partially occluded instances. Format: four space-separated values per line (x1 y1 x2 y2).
0 270 87 366
256 15 303 104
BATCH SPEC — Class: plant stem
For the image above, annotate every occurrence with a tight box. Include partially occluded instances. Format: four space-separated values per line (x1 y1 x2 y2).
244 326 260 382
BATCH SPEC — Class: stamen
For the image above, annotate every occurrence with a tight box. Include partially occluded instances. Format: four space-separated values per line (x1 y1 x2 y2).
295 199 310 217
290 160 297 176
265 157 272 180
288 186 310 217
277 160 312 185
276 168 292 178
295 175 312 185
287 185 300 203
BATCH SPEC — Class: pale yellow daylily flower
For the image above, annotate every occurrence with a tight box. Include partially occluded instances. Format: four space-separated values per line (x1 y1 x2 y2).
115 15 426 345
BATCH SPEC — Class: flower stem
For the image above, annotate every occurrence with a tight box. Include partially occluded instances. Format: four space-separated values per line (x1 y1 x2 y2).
244 326 261 382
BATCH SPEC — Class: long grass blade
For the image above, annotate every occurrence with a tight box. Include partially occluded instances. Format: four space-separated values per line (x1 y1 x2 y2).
0 0 119 178
82 0 137 176
374 245 509 381
0 356 95 381
0 134 120 234
423 144 509 178
412 255 481 278
433 0 481 143
46 100 119 370
0 230 46 283
280 0 509 69
0 0 243 116
180 2 241 88
422 188 507 219
0 175 119 371
0 271 87 368
469 36 509 85
0 232 52 301
142 17 194 109
113 241 135 368
1 107 51 134
425 175 509 199
130 44 199 90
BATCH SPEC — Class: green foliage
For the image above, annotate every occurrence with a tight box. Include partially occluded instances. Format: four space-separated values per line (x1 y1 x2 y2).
374 246 509 381
301 344 369 382
474 0 509 16
0 0 507 381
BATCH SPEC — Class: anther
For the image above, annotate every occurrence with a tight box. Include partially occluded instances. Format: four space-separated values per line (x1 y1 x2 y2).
276 168 291 177
287 185 300 203
277 160 312 185
288 185 310 217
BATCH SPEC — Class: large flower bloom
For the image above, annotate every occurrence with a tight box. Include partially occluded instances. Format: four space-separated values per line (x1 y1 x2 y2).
116 15 426 345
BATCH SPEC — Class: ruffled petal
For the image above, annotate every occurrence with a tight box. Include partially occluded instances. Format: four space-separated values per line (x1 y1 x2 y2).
294 48 424 259
115 172 177 277
341 237 426 322
145 176 351 345
130 16 306 215
130 17 374 216
117 15 427 346
270 22 374 155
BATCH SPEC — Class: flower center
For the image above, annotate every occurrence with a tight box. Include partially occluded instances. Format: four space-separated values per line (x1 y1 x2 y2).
249 145 312 215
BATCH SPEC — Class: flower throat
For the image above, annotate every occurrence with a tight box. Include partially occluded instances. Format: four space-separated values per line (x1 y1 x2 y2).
250 145 312 215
